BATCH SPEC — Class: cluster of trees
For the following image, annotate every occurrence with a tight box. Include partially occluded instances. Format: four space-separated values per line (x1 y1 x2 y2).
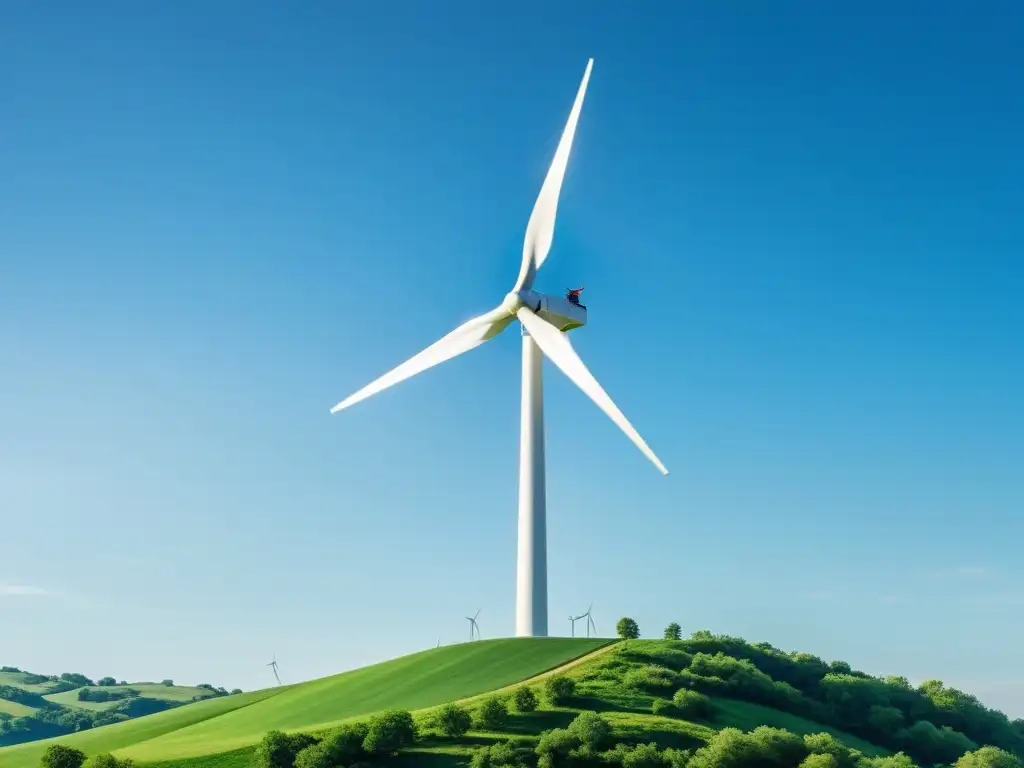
0 685 48 707
467 708 1022 768
0 697 180 746
608 634 1024 767
251 710 418 768
36 744 135 768
0 674 243 747
613 617 684 641
77 688 135 703
194 683 235 698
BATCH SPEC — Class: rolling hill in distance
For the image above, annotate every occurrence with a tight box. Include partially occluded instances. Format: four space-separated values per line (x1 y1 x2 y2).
0 667 240 751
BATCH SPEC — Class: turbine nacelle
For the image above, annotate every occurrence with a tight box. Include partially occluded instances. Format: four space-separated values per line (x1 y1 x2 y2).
516 290 587 333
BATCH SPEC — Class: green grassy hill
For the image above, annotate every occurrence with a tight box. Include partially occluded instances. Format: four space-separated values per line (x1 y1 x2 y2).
0 699 38 718
0 638 608 768
0 672 62 695
3 633 1021 768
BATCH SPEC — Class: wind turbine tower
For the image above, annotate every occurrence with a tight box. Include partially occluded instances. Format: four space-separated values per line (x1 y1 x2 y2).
330 59 668 638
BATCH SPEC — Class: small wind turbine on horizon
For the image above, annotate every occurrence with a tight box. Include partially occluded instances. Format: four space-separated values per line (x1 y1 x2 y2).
466 610 481 641
583 604 597 638
266 653 281 686
569 604 597 637
569 611 585 637
329 58 668 638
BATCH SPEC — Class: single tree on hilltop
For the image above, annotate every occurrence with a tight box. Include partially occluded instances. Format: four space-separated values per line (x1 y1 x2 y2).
664 622 682 640
616 617 640 640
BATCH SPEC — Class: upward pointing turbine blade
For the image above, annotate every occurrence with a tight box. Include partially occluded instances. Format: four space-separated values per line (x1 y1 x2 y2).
331 306 514 414
513 58 594 292
516 308 668 475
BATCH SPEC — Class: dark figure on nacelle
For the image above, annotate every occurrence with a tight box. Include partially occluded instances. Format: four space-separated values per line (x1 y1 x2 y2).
566 286 586 309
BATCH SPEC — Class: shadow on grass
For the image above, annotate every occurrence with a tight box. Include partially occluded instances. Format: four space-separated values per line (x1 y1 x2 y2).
419 733 504 748
502 710 577 734
584 694 651 714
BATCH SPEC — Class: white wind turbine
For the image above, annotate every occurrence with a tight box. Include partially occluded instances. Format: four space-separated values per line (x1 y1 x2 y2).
330 59 668 637
466 609 481 641
583 603 597 638
266 653 281 686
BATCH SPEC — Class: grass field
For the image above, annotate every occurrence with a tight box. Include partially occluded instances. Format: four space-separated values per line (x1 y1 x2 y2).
0 671 58 694
44 684 216 711
0 689 280 768
0 638 609 768
0 698 38 718
138 640 889 768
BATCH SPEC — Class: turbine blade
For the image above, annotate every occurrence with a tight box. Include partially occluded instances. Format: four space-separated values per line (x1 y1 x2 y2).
516 308 668 475
513 59 594 292
331 306 514 414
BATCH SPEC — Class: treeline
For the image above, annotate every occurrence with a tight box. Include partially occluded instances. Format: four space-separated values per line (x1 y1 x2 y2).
0 685 48 708
685 632 1022 757
77 689 135 703
0 698 180 747
476 717 1022 768
0 684 242 747
611 630 1023 766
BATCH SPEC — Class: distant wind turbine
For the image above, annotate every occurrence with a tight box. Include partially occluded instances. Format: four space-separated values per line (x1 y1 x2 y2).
583 604 597 638
466 610 481 641
266 653 281 686
569 611 586 637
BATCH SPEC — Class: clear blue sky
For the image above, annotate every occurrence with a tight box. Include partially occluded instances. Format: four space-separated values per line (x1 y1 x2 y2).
2 1 1022 716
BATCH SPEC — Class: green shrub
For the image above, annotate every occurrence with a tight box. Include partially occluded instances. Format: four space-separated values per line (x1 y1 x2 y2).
566 711 611 751
662 748 692 768
513 686 539 713
652 698 678 717
624 664 681 695
800 755 841 768
803 733 855 768
320 722 369 764
294 743 332 768
436 701 473 737
686 727 759 768
543 675 576 706
956 748 1022 768
83 755 134 768
477 695 510 730
749 725 809 766
362 709 416 755
536 728 579 762
672 689 712 719
607 742 669 768
253 731 317 768
473 738 538 768
40 745 88 768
